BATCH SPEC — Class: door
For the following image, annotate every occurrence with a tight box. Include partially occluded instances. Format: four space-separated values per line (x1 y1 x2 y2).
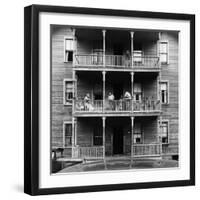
113 83 123 100
113 44 123 66
113 127 123 155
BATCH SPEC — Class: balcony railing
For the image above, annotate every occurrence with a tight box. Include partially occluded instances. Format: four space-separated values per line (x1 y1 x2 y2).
75 99 103 112
75 54 159 69
74 99 161 113
72 146 104 159
132 143 162 157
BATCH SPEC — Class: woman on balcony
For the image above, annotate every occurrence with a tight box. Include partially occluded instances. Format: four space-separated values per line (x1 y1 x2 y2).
84 93 93 111
108 92 115 111
124 50 131 67
124 91 132 110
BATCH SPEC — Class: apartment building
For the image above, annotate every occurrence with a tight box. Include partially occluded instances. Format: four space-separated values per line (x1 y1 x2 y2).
51 25 179 168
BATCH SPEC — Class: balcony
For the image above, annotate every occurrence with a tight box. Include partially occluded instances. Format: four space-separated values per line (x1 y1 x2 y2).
74 54 160 71
74 98 161 116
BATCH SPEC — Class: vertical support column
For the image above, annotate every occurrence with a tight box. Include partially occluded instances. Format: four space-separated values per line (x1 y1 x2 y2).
102 71 106 112
74 117 77 146
71 117 75 158
102 117 106 168
131 72 134 111
72 28 76 66
130 116 134 167
130 31 135 68
72 70 76 113
102 30 106 67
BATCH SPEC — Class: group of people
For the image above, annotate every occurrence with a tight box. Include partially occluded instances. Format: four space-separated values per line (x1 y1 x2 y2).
76 92 159 111
107 91 132 111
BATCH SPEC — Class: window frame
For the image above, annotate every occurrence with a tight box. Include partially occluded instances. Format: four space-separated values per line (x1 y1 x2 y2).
158 40 169 65
63 121 73 148
160 80 169 104
159 120 170 145
93 127 103 146
133 122 143 144
63 78 74 106
64 36 74 63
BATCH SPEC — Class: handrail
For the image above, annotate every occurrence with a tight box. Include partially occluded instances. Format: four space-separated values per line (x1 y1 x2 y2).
72 146 104 159
74 99 161 112
75 54 159 68
132 143 162 157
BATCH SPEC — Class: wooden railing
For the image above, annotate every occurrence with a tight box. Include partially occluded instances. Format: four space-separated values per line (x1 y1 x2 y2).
133 100 161 111
132 143 162 157
72 146 104 159
75 54 103 66
74 99 160 113
105 99 132 111
75 99 103 112
75 54 159 69
132 56 159 68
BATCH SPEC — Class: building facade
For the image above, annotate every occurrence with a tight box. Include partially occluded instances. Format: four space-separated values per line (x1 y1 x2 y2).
51 25 179 165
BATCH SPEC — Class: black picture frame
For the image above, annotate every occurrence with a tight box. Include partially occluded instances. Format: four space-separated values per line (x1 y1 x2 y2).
24 4 195 195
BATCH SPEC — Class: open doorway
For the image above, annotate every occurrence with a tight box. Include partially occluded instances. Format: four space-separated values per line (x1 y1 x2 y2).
113 127 123 155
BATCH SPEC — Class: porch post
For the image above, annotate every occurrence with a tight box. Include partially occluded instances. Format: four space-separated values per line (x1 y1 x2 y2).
72 28 76 66
130 116 135 167
131 72 134 111
74 117 77 146
102 71 106 112
102 30 106 67
102 117 106 168
72 117 75 158
130 31 135 68
72 70 76 113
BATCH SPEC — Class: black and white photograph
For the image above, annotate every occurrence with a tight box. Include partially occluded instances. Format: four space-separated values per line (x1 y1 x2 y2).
51 26 179 174
23 4 195 195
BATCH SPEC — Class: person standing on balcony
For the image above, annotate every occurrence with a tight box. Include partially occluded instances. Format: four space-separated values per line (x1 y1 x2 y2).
108 92 115 110
84 93 91 111
124 91 132 110
124 50 131 67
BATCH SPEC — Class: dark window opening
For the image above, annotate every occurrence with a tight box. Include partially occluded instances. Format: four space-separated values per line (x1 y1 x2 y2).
93 128 103 146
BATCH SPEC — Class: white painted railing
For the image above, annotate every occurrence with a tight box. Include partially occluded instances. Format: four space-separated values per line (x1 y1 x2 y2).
72 146 104 159
133 100 161 111
105 99 132 111
75 99 103 112
75 54 159 68
74 99 160 112
132 143 162 157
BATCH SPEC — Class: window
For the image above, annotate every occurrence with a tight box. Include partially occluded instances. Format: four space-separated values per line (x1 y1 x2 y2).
93 128 103 146
64 38 74 62
64 80 73 105
159 41 168 64
134 123 142 144
134 83 142 101
133 50 143 63
160 82 169 104
160 121 169 144
64 123 72 147
92 49 103 65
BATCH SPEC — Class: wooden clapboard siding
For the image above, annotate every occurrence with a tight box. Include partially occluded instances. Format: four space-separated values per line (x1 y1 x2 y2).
51 26 74 148
160 32 179 155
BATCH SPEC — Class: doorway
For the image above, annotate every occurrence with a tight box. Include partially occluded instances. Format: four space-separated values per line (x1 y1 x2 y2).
113 83 123 100
113 44 123 66
113 127 123 155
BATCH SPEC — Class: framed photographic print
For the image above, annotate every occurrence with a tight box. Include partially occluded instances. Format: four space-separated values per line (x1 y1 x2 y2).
24 4 195 195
